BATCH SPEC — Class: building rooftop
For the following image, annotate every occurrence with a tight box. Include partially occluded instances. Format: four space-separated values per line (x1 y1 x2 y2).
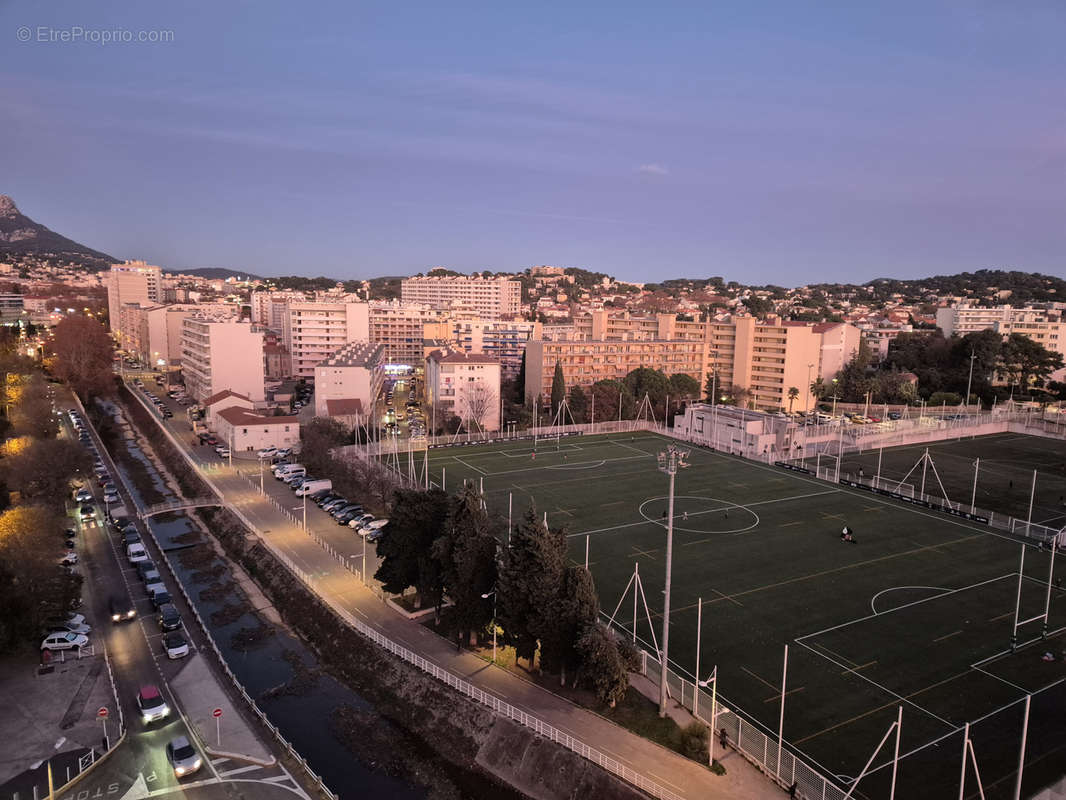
427 349 500 364
202 389 253 407
325 398 364 416
217 406 299 426
318 341 385 369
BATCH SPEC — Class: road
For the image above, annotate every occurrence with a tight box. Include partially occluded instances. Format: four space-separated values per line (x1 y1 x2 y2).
37 389 311 800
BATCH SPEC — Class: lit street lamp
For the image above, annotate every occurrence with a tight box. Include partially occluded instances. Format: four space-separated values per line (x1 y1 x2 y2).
656 444 690 717
480 590 497 663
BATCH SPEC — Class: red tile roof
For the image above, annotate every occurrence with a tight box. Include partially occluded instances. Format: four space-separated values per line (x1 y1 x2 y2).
325 398 364 416
427 350 500 364
203 390 253 407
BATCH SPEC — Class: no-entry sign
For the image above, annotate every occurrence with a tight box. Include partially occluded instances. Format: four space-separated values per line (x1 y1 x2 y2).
212 708 222 718
97 707 108 718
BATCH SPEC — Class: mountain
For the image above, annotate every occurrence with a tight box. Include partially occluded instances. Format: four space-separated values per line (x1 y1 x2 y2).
168 267 263 281
0 195 116 264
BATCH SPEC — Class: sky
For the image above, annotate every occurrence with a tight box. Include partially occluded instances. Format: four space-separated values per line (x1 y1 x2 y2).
1 0 1064 285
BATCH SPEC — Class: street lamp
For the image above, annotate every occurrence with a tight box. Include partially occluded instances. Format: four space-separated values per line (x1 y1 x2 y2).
480 590 497 663
656 444 690 717
830 378 840 418
698 667 719 765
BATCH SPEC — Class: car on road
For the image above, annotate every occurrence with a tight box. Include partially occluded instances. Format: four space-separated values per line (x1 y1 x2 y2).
109 595 136 622
41 632 89 651
163 631 190 659
166 736 202 778
137 685 170 724
59 552 78 566
158 604 182 632
73 488 93 503
79 505 95 520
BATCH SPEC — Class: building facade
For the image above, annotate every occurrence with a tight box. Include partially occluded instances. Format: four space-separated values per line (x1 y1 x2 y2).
281 300 370 379
214 407 300 453
425 350 502 432
180 315 265 403
368 301 442 367
401 275 521 318
108 261 163 350
313 341 386 420
423 318 541 376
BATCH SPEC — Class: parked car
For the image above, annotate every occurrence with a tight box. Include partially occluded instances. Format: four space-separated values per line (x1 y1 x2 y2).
257 446 277 458
109 595 136 622
887 411 902 420
166 736 202 778
104 491 120 504
158 604 182 632
59 552 78 566
123 531 142 546
141 567 161 585
43 619 91 636
366 524 389 543
137 685 170 724
127 543 149 564
215 447 231 458
150 589 172 610
320 497 348 512
297 478 332 497
163 631 190 659
41 632 89 651
46 611 86 627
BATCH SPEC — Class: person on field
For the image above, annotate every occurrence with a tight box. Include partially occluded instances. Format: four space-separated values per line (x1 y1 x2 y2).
841 525 856 543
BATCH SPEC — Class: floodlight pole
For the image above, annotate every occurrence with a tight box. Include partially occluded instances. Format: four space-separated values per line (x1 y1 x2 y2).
776 643 788 777
966 350 976 407
656 444 688 717
1011 543 1026 652
958 721 970 800
971 458 980 514
694 597 702 718
1042 528 1060 638
1013 694 1031 800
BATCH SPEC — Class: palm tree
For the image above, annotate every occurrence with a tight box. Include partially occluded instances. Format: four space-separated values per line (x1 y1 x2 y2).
787 386 800 413
810 377 826 401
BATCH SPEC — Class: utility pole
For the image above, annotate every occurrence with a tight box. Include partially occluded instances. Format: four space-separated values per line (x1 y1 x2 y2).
656 444 690 716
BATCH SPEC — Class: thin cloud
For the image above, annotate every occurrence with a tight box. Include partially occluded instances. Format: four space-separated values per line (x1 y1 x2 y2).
637 163 669 176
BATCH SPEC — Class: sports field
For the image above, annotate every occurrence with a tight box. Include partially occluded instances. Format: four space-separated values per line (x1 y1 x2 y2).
840 432 1066 531
427 432 1066 799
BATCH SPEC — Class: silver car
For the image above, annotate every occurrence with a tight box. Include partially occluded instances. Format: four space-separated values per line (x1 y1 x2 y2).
166 736 202 777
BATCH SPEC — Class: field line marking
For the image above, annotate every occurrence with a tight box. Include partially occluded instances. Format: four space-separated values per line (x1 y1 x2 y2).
741 666 779 693
798 573 1014 642
933 630 963 643
613 440 655 457
847 660 877 674
988 611 1013 623
483 453 649 477
452 455 487 475
794 638 956 730
970 664 1031 694
806 639 860 669
712 587 743 607
870 585 951 615
764 686 805 704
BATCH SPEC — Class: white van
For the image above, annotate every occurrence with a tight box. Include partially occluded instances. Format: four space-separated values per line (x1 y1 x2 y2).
296 478 331 497
127 542 148 564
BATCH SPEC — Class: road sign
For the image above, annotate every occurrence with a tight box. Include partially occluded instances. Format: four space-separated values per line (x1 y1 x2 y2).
97 707 108 718
212 708 222 718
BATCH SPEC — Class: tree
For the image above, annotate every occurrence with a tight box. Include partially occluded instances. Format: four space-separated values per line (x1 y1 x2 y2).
703 371 723 403
432 484 499 641
591 379 635 421
374 488 450 608
928 391 963 406
9 373 58 438
787 386 800 413
497 504 566 668
718 384 750 408
810 377 827 401
299 417 349 477
835 339 874 402
48 316 115 398
575 623 631 707
541 566 598 685
568 385 588 424
623 367 669 411
0 437 89 507
0 505 82 647
668 373 700 403
550 363 566 417
1000 334 1064 393
514 351 527 404
457 381 499 433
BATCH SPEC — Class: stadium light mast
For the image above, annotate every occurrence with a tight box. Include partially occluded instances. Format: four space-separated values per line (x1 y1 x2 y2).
656 443 690 717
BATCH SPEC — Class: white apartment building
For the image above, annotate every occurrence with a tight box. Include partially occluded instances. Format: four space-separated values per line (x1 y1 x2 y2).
937 303 1066 380
936 305 1021 337
425 350 502 432
250 290 306 328
281 300 370 379
214 407 300 454
313 341 386 420
121 303 232 370
181 315 265 403
108 261 163 348
401 275 521 318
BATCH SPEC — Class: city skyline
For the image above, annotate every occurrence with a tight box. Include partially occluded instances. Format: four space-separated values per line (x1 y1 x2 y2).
3 0 1065 283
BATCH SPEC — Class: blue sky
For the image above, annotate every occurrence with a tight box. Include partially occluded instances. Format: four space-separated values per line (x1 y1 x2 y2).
2 0 1064 284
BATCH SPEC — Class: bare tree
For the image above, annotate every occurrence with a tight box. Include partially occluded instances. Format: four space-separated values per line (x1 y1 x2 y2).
457 380 498 433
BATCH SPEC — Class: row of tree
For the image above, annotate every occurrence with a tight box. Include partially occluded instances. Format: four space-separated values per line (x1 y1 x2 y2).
374 484 636 705
0 332 89 647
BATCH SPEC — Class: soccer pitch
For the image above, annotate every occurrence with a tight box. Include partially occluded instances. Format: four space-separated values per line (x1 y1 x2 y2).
427 432 1066 799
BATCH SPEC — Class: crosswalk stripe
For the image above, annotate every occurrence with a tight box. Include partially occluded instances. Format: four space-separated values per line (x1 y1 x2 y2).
218 764 263 778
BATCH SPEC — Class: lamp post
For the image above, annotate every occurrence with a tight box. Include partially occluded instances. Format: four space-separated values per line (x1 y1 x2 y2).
258 456 265 494
830 378 840 418
698 667 719 765
480 590 497 663
656 444 690 717
805 363 813 418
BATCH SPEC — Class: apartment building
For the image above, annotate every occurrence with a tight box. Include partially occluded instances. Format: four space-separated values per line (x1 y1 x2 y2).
121 302 232 370
214 407 300 454
423 318 541 376
181 315 265 403
937 303 1066 379
935 305 1018 337
525 312 860 413
368 301 444 366
401 275 521 318
250 290 306 328
107 261 163 349
313 341 386 420
281 300 370 379
425 350 502 432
